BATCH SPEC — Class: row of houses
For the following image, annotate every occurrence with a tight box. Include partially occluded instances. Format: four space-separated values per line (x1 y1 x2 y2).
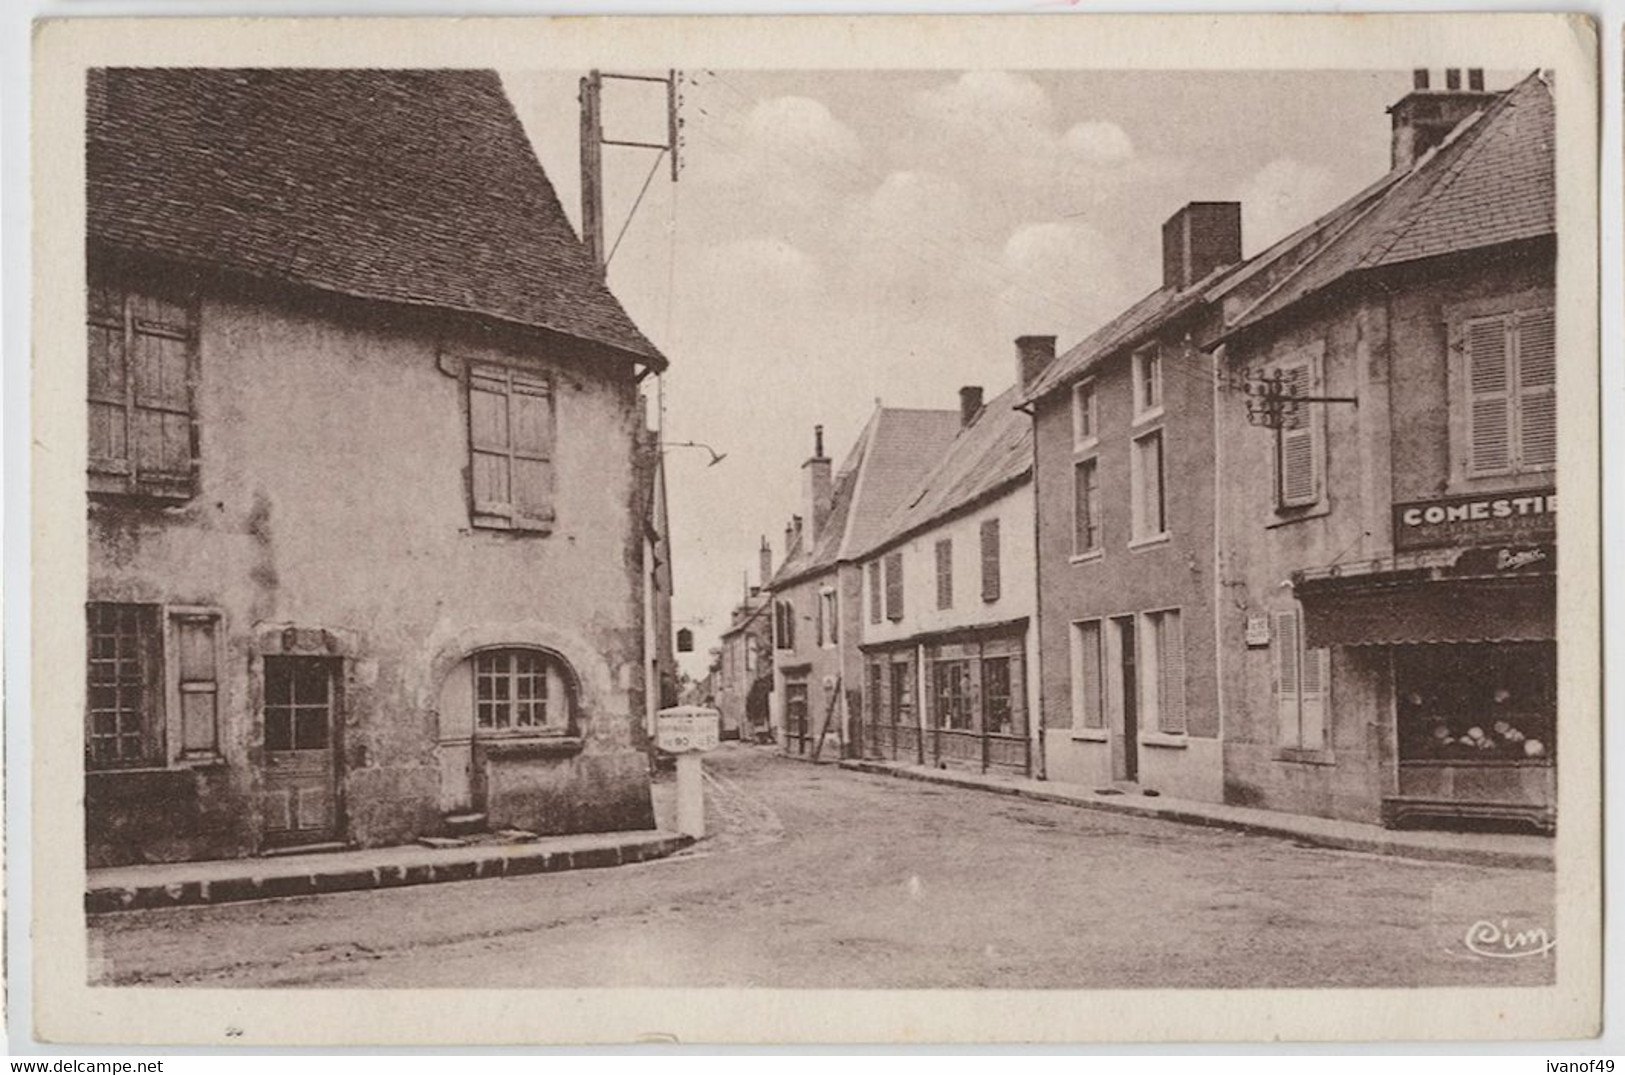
723 69 1558 833
83 69 677 865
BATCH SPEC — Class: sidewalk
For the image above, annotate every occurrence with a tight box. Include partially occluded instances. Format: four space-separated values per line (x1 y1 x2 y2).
86 828 693 914
839 759 1552 871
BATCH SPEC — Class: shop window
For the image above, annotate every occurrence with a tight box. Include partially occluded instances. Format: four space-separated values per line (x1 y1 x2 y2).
468 362 555 532
1143 608 1186 734
932 659 973 731
1272 608 1328 751
1131 430 1168 542
473 648 573 734
1462 309 1556 477
86 603 163 768
867 561 882 625
980 518 1002 603
1133 344 1163 419
889 654 916 727
1395 643 1554 762
884 551 905 621
88 280 198 500
935 539 954 610
1073 457 1101 555
867 660 886 723
1069 619 1105 730
1072 378 1098 449
982 655 1019 735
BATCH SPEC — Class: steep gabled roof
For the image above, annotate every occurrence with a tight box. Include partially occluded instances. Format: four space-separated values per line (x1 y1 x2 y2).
768 406 960 589
88 68 664 367
1215 72 1553 340
860 386 1032 559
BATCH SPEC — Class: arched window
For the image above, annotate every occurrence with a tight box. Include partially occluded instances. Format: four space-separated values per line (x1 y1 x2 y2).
472 648 575 734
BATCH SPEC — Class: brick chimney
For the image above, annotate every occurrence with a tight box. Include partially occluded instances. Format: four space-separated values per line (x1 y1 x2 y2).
1388 68 1495 171
1161 202 1242 291
758 534 773 589
959 386 984 428
1016 336 1057 391
802 426 833 547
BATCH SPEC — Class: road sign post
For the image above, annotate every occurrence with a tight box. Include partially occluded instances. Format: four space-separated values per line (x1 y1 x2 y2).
656 706 720 839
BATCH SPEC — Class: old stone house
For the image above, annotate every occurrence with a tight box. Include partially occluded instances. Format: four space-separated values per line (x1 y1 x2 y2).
85 68 668 866
853 383 1039 775
714 539 775 742
1206 70 1557 830
767 411 959 758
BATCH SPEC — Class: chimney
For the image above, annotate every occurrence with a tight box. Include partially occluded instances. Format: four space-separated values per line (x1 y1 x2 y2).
784 520 795 556
1161 202 1242 291
758 534 773 589
802 426 833 546
1388 68 1497 171
959 386 984 428
1016 336 1057 390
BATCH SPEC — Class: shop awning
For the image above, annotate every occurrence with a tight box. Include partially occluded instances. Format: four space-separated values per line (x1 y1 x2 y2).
1296 577 1555 647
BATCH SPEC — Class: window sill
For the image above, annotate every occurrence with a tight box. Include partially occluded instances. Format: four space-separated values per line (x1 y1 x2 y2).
1128 533 1171 552
1140 732 1189 749
1275 747 1336 767
177 752 227 770
1069 727 1109 743
1266 504 1330 530
480 734 584 759
1072 436 1099 456
1069 549 1104 565
1132 406 1164 427
471 514 556 535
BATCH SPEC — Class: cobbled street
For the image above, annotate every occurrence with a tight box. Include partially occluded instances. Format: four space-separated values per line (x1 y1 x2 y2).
89 744 1555 990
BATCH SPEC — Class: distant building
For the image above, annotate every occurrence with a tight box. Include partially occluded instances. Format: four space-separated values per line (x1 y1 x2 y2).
767 411 960 759
84 69 667 865
852 384 1039 775
1208 70 1557 831
714 539 776 743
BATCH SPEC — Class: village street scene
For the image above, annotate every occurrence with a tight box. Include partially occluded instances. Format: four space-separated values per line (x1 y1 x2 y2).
82 63 1558 989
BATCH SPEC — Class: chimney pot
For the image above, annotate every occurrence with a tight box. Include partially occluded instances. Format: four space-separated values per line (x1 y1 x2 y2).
1161 202 1242 291
1445 68 1462 90
1413 69 1430 90
814 424 826 459
1387 70 1497 171
1016 335 1058 390
1468 68 1485 91
759 534 773 587
958 385 985 428
803 423 834 545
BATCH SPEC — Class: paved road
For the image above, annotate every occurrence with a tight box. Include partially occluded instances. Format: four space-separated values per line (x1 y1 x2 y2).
89 744 1555 989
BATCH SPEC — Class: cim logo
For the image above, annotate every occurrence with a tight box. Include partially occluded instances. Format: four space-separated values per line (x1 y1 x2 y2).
1464 918 1555 959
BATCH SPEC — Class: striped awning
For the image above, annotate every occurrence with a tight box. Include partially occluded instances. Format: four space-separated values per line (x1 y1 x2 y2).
1297 577 1555 648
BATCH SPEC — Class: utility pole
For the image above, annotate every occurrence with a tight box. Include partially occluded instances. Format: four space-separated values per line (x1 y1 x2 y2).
578 69 683 274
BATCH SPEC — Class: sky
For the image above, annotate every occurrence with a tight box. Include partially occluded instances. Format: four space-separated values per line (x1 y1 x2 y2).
499 68 1446 678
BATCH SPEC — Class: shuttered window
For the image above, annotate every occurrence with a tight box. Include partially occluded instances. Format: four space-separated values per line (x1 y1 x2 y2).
979 518 1001 603
1273 608 1328 751
1465 309 1556 476
884 551 904 621
1275 360 1319 508
469 363 556 531
1070 619 1105 730
173 612 221 758
935 539 954 610
1073 458 1101 554
1148 608 1186 734
774 600 795 650
868 561 882 624
88 281 198 499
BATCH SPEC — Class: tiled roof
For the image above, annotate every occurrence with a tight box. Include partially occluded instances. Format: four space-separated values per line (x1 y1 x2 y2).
1218 72 1553 338
768 406 960 589
1018 283 1205 405
859 385 1032 558
88 68 664 366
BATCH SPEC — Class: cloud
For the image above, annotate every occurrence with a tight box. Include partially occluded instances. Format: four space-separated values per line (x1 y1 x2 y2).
1235 158 1339 254
742 95 864 169
1063 121 1134 165
995 220 1123 343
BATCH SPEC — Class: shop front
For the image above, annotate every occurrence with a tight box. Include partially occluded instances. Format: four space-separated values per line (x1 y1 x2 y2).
1295 491 1556 833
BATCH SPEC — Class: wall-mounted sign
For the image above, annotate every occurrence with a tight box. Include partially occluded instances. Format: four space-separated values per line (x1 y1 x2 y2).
1393 490 1555 552
1448 544 1556 578
1244 615 1271 647
656 707 720 754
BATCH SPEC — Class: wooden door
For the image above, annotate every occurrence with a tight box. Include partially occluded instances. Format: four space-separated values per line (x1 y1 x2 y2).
262 656 340 845
1115 616 1140 783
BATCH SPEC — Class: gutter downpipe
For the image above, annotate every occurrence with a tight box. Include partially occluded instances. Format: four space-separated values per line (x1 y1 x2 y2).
1021 397 1047 780
1211 342 1229 751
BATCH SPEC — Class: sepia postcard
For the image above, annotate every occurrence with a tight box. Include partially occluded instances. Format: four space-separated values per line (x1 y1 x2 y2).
27 12 1601 1046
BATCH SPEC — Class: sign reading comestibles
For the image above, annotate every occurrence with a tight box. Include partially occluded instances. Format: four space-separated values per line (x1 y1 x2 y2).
1392 490 1556 552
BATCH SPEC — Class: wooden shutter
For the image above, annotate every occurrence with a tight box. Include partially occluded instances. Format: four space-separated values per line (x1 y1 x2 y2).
935 540 953 609
1300 645 1329 751
884 551 904 621
980 518 1001 602
174 613 220 756
868 562 882 624
1272 609 1302 747
87 282 131 475
1157 610 1186 734
89 284 197 495
1277 362 1318 507
469 363 555 530
1516 309 1556 470
1077 621 1103 729
1466 316 1513 475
